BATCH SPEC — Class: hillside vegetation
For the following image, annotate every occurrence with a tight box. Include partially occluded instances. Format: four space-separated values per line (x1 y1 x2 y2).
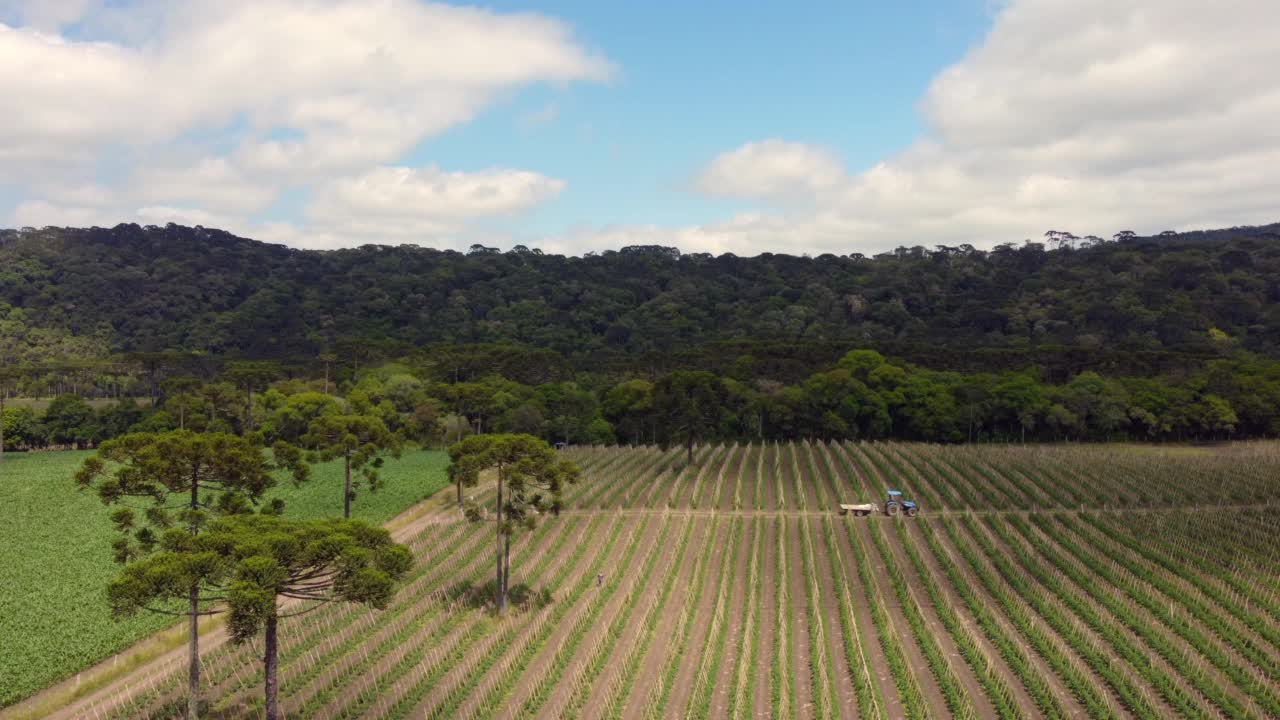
2 223 1279 368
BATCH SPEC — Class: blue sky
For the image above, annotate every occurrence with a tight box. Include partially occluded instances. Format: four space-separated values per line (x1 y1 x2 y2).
412 0 989 233
3 0 1280 254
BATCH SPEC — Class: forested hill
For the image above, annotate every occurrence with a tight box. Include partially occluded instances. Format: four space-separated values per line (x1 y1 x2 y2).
2 222 1280 376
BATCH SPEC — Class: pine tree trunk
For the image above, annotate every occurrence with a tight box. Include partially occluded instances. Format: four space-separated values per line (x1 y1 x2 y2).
0 392 6 462
502 533 511 603
686 434 693 466
188 472 200 719
496 464 505 613
263 610 279 720
457 477 462 507
343 454 352 519
187 585 199 719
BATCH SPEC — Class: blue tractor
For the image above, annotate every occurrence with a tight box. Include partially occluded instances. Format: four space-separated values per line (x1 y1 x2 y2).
885 490 919 517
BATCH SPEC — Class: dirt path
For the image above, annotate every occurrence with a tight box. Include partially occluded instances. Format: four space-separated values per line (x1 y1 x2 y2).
853 521 950 715
784 517 817 718
876 520 997 719
28 491 470 720
918 518 1096 719
577 515 690 717
830 517 906 720
805 516 860 719
664 516 735 716
619 521 713 720
964 516 1174 717
751 516 778 718
762 443 781 512
710 515 755 719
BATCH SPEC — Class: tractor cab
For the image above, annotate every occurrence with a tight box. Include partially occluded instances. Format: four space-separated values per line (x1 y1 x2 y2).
885 490 920 517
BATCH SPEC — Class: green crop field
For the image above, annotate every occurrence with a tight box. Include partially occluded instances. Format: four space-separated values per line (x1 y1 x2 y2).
18 440 1280 720
0 449 449 708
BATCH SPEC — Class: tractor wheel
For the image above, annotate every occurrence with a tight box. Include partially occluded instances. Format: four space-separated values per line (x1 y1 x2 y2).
886 504 899 516
906 507 918 517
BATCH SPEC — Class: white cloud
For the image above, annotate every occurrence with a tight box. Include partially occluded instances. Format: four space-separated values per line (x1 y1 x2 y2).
1 0 605 245
694 140 846 203
313 166 565 220
299 165 566 247
584 0 1280 256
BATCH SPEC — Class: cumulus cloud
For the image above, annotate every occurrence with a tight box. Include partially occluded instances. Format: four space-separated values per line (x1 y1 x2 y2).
1 0 605 244
573 0 1280 256
694 140 846 203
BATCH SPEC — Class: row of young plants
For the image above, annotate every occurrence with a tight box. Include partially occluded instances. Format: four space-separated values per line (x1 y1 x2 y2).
639 515 724 720
682 517 744 719
923 516 1107 719
355 515 608 720
1012 514 1276 718
1060 511 1280 679
727 515 764 720
596 516 698 718
798 517 843 719
1082 511 1280 648
507 516 674 717
324 515 591 720
415 516 634 720
843 518 931 719
818 515 883 719
555 515 681 719
977 515 1215 719
866 520 977 719
459 515 654 718
770 514 796 719
892 521 1024 720
967 448 1280 671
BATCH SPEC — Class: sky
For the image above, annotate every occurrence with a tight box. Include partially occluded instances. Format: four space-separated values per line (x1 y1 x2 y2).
2 0 1280 255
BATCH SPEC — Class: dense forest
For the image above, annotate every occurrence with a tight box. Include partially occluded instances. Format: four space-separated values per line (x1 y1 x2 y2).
2 222 1280 446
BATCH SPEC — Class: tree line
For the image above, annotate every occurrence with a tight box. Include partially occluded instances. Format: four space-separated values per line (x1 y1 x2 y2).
5 345 1275 460
3 222 1280 368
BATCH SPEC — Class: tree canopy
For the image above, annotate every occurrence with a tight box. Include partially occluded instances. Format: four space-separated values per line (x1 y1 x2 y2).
448 434 579 612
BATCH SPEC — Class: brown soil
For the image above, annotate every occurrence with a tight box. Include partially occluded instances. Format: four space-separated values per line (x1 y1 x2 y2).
661 517 735 716
751 516 778 718
853 520 951 715
805 516 861 719
619 521 712 720
829 515 905 719
577 515 691 716
784 517 817 717
762 444 781 512
709 515 754 719
875 520 998 718
916 518 1092 718
492 515 665 719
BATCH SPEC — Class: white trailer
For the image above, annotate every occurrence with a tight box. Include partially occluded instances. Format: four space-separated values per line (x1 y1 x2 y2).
838 503 880 517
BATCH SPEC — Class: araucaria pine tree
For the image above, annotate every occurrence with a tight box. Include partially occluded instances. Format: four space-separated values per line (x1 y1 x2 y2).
109 515 411 720
76 431 309 719
448 434 580 613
